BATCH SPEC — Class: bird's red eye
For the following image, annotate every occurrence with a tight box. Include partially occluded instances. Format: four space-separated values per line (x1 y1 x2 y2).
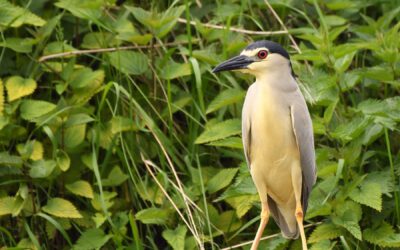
257 50 268 59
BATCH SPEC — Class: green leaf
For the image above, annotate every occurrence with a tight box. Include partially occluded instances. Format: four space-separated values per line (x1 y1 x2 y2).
0 196 14 216
73 228 112 250
20 100 56 121
110 116 139 134
42 198 82 218
207 168 239 194
55 0 103 21
207 137 243 149
43 41 76 56
0 0 46 29
29 160 56 178
135 207 169 225
102 166 129 187
0 152 23 167
126 5 185 38
363 222 400 247
6 76 37 101
206 88 245 114
332 116 371 143
66 180 94 199
349 179 382 211
56 149 71 171
214 210 241 234
195 119 241 144
69 68 105 89
225 194 259 218
108 51 148 75
309 222 343 243
64 124 86 149
0 37 36 53
332 201 362 240
159 61 192 80
162 225 187 250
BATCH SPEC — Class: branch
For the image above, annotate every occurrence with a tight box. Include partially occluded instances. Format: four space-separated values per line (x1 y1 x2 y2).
37 41 193 62
177 18 288 36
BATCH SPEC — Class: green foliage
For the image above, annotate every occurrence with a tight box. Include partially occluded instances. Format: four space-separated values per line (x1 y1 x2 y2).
0 0 399 249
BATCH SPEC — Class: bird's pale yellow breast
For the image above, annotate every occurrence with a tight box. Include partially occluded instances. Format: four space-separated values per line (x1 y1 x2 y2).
248 82 300 204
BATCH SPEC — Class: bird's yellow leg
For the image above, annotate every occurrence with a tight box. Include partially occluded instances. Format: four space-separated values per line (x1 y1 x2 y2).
251 201 269 250
291 161 308 250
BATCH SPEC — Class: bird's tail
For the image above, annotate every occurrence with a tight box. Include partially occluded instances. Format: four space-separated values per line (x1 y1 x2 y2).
268 196 299 239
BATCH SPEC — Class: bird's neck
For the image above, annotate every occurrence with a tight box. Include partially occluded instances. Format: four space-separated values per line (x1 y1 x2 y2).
254 65 297 92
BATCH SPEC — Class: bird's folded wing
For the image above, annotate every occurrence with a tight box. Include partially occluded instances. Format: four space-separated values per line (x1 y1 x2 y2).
290 99 317 213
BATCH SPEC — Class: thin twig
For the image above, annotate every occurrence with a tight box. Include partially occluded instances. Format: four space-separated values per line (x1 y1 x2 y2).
263 0 313 73
141 155 204 248
149 130 203 249
221 221 322 250
37 41 194 62
263 0 301 53
177 18 288 36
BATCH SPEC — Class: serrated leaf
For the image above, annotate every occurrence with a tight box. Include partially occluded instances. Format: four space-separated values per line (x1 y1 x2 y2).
108 51 148 75
73 228 112 250
309 222 343 243
135 207 169 225
162 225 187 250
332 116 371 142
333 214 362 240
42 198 82 218
6 76 37 101
364 222 400 247
207 168 238 194
43 41 76 56
20 100 56 121
195 119 241 144
349 179 382 211
29 160 56 178
0 0 46 29
102 166 129 187
56 149 71 171
159 61 192 80
0 196 14 216
66 180 94 199
225 194 259 218
206 88 245 114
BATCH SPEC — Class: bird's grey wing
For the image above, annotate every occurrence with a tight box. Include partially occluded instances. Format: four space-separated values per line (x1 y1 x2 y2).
242 85 254 168
290 92 317 214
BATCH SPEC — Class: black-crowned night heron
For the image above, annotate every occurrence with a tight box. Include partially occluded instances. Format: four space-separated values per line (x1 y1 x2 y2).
213 40 316 250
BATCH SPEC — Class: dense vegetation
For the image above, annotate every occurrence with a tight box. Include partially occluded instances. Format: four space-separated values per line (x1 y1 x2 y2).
0 0 399 249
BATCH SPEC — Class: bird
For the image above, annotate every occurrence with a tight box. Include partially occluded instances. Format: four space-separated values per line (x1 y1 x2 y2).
212 40 316 250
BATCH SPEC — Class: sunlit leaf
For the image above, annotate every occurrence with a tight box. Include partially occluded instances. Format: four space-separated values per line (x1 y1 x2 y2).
207 168 238 194
364 222 400 247
0 0 45 29
102 166 129 187
43 198 82 218
20 100 56 121
66 180 94 199
29 160 56 178
6 76 37 101
159 61 192 80
349 179 382 211
0 196 15 216
195 119 241 144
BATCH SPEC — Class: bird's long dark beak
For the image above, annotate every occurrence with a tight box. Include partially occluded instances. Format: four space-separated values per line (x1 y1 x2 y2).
212 55 254 73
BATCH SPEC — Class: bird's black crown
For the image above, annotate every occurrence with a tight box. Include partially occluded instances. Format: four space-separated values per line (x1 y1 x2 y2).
245 40 290 60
